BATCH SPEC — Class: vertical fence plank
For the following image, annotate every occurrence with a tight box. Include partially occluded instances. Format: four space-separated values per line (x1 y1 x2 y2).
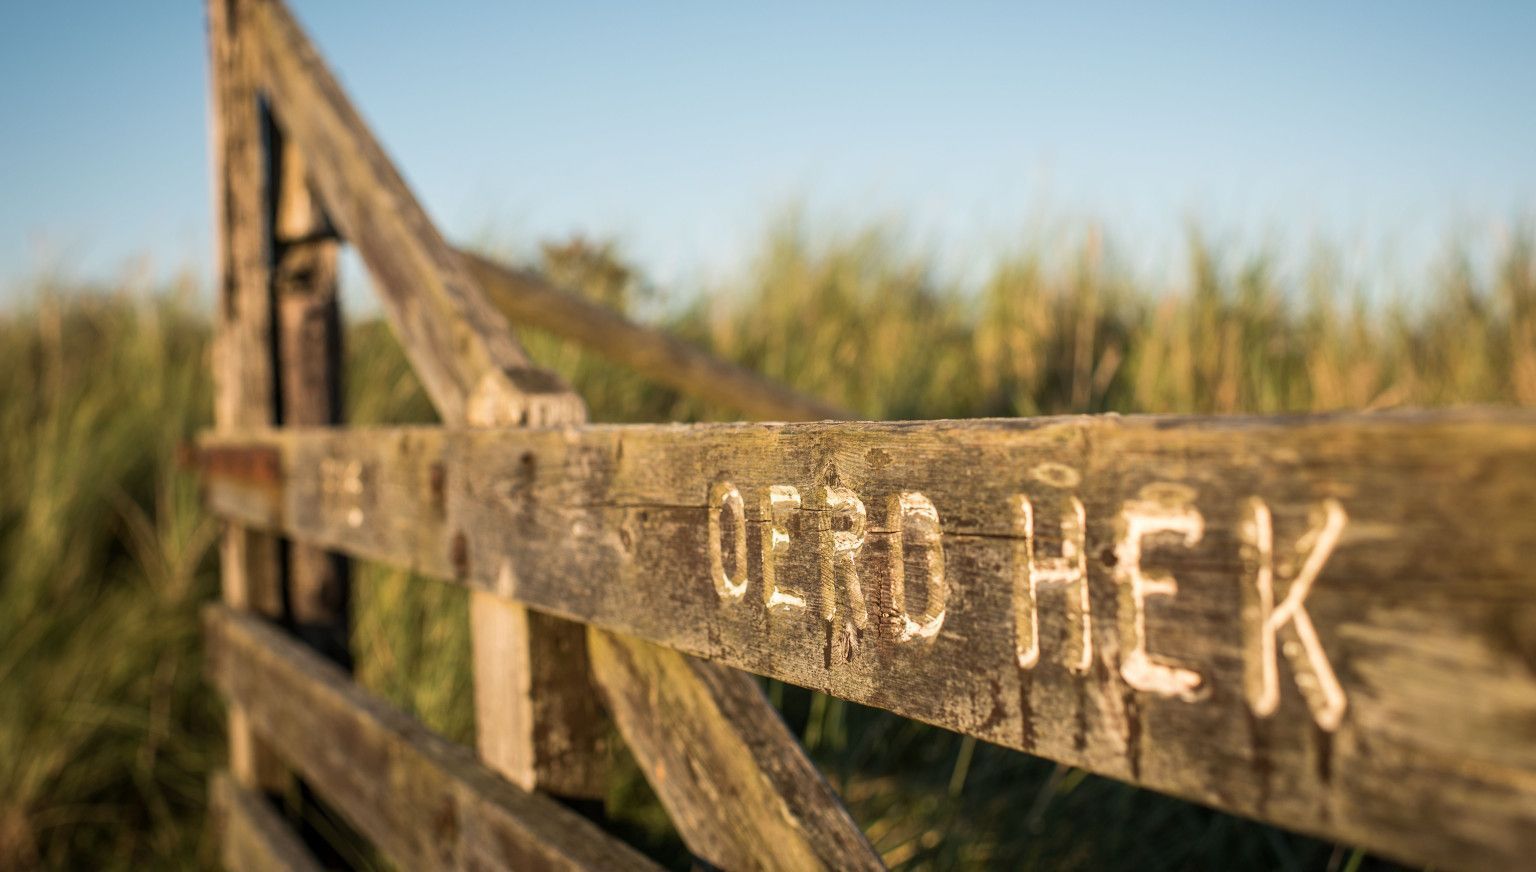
471 595 609 798
209 0 286 793
271 130 349 667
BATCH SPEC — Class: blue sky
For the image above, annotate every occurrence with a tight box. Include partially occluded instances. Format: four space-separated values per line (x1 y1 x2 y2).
1 2 1533 304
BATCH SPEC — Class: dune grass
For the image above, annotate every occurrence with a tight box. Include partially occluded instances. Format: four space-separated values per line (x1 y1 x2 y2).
1 220 1532 869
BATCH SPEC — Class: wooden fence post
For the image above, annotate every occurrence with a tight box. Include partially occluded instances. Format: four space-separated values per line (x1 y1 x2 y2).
209 0 286 793
212 0 349 808
271 129 349 667
233 3 880 866
237 0 611 803
470 595 608 799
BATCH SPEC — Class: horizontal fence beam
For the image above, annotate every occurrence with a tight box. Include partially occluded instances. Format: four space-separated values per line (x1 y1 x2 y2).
197 409 1536 870
461 251 850 422
203 606 661 871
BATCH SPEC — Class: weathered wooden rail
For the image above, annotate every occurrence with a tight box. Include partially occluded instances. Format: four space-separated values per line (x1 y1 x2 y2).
201 1 1536 868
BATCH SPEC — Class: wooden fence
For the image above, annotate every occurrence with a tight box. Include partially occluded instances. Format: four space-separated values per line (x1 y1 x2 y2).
198 1 1536 868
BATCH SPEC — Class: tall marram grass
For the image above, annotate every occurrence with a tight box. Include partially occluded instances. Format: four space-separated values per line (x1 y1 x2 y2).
0 281 218 868
2 220 1533 870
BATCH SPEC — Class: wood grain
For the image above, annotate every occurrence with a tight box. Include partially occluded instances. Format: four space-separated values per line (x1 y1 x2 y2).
461 251 849 422
207 0 285 792
204 606 661 871
271 124 350 668
209 771 323 872
470 592 609 798
200 409 1536 870
234 8 872 853
590 631 882 871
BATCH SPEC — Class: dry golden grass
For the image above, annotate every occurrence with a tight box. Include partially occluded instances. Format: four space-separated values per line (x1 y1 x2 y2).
2 220 1531 868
